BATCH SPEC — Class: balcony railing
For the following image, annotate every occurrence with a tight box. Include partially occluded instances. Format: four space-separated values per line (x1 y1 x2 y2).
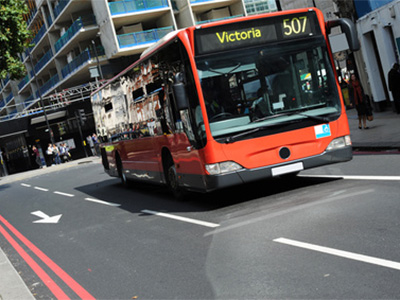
196 14 243 24
54 0 71 20
26 7 38 26
47 14 53 27
109 0 169 15
31 49 53 76
61 45 105 78
5 93 14 104
38 74 59 96
24 95 35 108
18 74 30 90
54 15 97 53
117 26 173 48
31 25 47 48
190 0 215 3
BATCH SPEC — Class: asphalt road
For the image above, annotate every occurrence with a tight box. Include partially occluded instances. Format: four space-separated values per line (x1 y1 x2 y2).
0 155 399 299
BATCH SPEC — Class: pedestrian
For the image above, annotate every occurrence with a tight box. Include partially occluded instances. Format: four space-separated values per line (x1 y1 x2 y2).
32 145 42 168
46 143 54 166
92 133 100 156
388 63 400 114
52 144 61 165
87 135 96 156
349 74 368 129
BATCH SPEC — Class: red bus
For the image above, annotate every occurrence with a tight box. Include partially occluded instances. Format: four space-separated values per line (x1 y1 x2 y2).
91 8 359 198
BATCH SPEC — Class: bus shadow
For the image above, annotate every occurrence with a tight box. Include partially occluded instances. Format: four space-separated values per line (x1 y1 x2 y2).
74 175 342 214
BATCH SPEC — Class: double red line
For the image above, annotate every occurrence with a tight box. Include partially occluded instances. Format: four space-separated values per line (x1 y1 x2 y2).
0 215 95 300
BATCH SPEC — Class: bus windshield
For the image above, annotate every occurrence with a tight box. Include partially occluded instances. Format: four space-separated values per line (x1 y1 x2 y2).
195 37 340 141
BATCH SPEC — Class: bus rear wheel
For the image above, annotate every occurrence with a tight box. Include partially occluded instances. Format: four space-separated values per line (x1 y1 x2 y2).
116 154 128 186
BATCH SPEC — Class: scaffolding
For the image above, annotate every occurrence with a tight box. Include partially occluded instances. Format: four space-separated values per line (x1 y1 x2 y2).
0 81 102 122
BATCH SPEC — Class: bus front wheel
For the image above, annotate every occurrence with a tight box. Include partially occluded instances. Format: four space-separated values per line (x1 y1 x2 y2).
167 163 186 200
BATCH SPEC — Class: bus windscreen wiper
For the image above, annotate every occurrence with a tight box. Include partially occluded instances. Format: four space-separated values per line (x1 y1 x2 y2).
224 120 299 143
253 111 331 123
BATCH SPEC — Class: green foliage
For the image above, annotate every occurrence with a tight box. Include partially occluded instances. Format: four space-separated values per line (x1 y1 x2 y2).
0 0 32 80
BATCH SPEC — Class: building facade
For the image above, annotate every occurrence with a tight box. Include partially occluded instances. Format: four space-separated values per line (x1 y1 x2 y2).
354 0 400 111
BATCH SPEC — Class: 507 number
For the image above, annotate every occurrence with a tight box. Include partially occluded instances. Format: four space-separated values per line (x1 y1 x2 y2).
283 16 308 36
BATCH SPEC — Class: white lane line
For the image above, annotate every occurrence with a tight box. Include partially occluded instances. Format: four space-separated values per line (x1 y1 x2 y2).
300 174 400 181
21 183 31 187
34 186 49 192
141 209 220 228
274 238 400 271
84 198 121 207
54 191 74 197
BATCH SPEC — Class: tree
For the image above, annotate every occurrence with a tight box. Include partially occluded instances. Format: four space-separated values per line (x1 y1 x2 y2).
0 0 32 80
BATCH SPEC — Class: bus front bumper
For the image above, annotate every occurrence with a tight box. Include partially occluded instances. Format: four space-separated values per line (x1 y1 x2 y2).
200 146 352 192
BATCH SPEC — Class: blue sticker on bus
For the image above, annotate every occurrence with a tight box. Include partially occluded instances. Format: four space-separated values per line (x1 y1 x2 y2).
314 124 331 139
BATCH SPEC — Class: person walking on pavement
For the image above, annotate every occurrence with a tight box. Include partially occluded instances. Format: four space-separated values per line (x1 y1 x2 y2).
388 63 400 114
32 145 42 168
52 144 62 165
349 74 368 129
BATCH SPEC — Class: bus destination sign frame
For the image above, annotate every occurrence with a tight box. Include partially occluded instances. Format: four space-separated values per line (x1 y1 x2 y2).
194 11 321 56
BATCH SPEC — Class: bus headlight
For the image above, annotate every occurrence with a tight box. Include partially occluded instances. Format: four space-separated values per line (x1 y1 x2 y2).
206 161 243 175
326 135 352 151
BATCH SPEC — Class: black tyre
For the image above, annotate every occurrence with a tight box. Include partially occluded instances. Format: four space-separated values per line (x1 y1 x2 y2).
166 162 186 200
116 155 128 186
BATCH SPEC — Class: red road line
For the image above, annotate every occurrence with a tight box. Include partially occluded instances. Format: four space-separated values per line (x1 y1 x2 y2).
0 224 70 300
0 215 95 300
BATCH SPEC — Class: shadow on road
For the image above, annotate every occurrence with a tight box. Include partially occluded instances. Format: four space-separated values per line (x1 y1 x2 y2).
74 175 341 216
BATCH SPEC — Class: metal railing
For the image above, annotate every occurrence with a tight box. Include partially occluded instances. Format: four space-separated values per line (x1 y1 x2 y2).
109 0 169 15
54 0 71 20
196 14 243 24
117 26 173 48
18 74 30 91
54 15 97 53
31 49 53 76
5 93 14 104
38 74 59 97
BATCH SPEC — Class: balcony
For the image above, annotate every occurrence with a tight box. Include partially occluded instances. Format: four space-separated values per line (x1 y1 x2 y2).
24 95 35 108
5 93 14 104
31 49 54 76
54 0 71 20
18 74 30 91
54 15 97 53
38 74 59 96
61 46 105 79
31 25 47 48
190 0 216 3
117 26 173 48
196 14 243 24
109 0 169 15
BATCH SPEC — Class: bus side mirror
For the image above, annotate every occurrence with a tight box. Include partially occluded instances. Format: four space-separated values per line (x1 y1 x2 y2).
173 73 189 110
326 18 360 52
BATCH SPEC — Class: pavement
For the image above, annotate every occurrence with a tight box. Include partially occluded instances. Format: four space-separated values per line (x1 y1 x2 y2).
1 108 400 300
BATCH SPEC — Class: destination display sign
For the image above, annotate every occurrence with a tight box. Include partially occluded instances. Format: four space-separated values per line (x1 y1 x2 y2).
194 12 321 56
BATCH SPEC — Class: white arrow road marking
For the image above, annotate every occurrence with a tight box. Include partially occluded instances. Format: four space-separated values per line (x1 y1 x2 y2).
141 209 220 228
31 211 62 224
274 238 400 271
